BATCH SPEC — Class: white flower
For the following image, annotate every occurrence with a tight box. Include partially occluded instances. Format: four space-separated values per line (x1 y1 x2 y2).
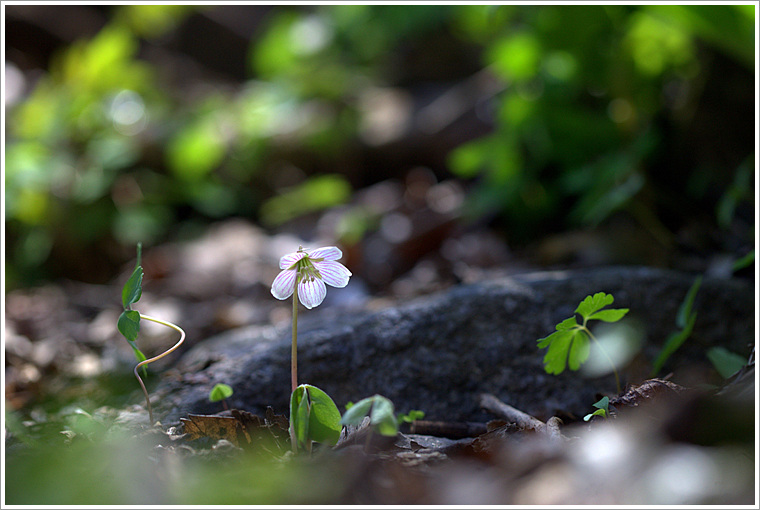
271 246 352 309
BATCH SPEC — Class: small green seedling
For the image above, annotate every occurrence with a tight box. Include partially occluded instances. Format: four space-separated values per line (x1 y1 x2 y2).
537 292 629 393
397 409 425 424
583 396 611 422
290 384 342 453
341 394 399 438
650 275 702 377
209 383 234 411
117 243 186 425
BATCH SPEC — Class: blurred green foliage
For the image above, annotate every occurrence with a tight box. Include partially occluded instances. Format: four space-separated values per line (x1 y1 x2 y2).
5 4 754 288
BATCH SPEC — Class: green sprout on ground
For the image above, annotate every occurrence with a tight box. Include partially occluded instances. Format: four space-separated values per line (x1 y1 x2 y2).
290 384 342 453
583 396 611 422
117 243 185 425
537 292 629 393
270 246 351 452
341 394 400 450
209 383 234 411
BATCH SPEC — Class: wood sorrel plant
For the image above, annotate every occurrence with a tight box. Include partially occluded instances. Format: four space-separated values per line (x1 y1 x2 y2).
271 246 351 452
117 243 185 425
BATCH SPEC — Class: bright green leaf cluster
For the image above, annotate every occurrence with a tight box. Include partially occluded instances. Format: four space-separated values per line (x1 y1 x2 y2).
117 243 148 374
290 384 342 451
537 292 629 375
340 394 399 437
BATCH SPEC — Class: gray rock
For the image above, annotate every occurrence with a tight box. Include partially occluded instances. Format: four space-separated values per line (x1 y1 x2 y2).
153 267 754 424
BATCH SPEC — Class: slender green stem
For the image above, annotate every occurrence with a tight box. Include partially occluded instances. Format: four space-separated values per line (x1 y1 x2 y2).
134 314 186 425
291 291 298 393
290 278 300 453
585 326 621 394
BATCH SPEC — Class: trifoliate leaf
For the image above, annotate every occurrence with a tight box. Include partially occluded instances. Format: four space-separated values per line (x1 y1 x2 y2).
575 292 614 320
587 308 629 322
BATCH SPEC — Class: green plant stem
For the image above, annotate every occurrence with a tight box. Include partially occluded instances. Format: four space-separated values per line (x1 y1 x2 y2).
291 291 298 394
585 326 621 394
290 284 299 453
134 314 186 425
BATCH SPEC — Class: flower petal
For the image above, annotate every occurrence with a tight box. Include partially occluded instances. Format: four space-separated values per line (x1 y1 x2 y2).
314 260 352 288
280 251 307 269
298 277 327 309
271 269 297 300
307 246 342 261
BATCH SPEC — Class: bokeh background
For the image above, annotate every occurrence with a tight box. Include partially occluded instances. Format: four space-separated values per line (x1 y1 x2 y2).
4 4 756 291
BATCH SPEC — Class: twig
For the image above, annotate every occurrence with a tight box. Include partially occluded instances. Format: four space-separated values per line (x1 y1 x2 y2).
479 393 546 431
480 393 566 441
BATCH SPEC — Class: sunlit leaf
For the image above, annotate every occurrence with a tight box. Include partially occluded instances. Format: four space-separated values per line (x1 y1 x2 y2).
575 292 615 320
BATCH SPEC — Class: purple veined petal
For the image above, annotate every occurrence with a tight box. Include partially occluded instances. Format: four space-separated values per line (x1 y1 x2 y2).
271 269 297 300
314 260 351 288
298 277 327 309
280 251 307 270
306 246 342 261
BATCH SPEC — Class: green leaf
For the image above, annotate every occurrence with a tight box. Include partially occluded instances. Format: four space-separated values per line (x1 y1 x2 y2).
567 330 590 370
575 292 614 321
117 310 141 343
587 308 629 322
303 385 341 445
732 250 754 272
340 397 375 426
583 408 607 422
130 344 148 378
592 396 610 411
122 265 143 310
676 276 702 329
290 386 310 449
209 383 233 402
369 395 398 437
556 317 578 330
541 329 575 374
706 347 746 379
340 394 399 437
650 312 697 377
398 409 425 423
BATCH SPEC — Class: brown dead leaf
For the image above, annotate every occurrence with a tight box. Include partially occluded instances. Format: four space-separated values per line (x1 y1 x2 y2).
179 407 290 454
